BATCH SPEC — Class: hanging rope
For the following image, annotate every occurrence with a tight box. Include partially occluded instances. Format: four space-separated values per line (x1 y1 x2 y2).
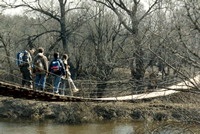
0 52 183 99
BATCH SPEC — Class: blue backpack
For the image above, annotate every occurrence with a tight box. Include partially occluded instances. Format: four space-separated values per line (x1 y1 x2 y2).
50 59 62 73
16 51 28 66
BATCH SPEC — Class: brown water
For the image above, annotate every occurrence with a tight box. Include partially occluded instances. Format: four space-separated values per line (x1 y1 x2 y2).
0 119 199 134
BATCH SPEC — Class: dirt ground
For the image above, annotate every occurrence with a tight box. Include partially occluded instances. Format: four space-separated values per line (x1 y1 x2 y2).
0 91 200 124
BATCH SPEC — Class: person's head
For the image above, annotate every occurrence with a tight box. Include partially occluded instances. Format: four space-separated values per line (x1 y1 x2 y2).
62 54 68 60
54 52 59 59
38 47 44 53
29 48 36 55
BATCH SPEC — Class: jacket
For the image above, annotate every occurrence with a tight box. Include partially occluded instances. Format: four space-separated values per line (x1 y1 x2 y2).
49 58 66 76
33 53 48 74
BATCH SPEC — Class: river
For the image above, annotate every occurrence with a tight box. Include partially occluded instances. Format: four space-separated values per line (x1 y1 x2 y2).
0 119 199 134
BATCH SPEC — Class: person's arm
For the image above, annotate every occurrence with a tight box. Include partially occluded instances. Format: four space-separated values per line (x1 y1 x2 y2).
43 56 49 74
26 52 33 67
59 59 66 75
66 65 71 76
29 52 33 63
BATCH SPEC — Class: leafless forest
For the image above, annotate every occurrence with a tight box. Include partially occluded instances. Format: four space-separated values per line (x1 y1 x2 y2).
0 1 200 133
0 0 199 97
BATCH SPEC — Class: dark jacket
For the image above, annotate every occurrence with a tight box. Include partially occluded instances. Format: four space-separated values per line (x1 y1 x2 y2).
49 58 66 76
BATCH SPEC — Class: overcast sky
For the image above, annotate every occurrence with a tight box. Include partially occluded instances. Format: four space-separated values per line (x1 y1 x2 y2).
2 0 150 16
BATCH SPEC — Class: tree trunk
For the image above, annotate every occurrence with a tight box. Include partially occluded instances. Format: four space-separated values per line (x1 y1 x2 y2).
5 48 14 81
130 36 145 87
59 0 68 53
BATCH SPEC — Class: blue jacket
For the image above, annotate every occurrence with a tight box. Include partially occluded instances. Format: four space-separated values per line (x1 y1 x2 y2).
49 58 66 76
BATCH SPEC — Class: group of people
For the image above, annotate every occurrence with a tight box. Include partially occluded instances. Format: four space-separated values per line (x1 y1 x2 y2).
16 47 79 95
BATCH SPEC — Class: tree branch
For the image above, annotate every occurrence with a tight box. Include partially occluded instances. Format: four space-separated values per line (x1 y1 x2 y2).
149 44 199 90
139 0 159 21
185 2 200 32
1 0 60 22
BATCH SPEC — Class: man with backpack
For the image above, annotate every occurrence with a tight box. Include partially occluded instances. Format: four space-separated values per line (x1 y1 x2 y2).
33 47 48 90
16 48 35 88
49 52 66 94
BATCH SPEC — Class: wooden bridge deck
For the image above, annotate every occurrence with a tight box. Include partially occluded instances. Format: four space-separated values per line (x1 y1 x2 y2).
0 81 87 102
0 75 199 102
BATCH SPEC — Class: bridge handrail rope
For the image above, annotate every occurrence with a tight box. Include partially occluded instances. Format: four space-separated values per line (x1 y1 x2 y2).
0 53 152 87
0 58 132 98
0 69 53 90
0 53 76 95
0 53 199 100
0 53 139 84
0 68 133 91
0 68 186 98
0 53 184 85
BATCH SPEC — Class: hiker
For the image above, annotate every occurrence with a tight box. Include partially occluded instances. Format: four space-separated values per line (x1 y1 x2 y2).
49 52 66 94
33 47 48 90
16 48 35 88
60 54 79 95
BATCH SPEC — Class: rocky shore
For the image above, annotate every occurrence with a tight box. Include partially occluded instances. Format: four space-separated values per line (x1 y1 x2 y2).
0 92 200 124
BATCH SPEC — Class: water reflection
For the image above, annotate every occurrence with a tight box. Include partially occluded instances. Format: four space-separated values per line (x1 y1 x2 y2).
0 119 199 134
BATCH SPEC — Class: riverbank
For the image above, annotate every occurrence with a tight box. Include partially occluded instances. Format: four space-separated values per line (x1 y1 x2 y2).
0 92 200 124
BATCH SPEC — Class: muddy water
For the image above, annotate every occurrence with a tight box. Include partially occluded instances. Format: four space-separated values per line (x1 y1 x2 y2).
0 119 199 134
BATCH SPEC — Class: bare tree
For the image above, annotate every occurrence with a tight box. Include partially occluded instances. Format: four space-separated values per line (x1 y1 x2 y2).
68 3 128 97
92 0 160 86
148 0 200 90
0 32 13 80
0 0 88 53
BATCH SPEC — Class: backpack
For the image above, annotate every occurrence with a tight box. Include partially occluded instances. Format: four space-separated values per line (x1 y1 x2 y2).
50 60 62 73
34 59 44 72
16 51 28 66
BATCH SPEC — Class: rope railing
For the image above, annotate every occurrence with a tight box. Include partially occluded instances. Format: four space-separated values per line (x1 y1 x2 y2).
0 67 183 99
0 53 197 99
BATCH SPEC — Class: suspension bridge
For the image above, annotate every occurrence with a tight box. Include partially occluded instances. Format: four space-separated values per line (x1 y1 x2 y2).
0 70 199 102
0 53 199 102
